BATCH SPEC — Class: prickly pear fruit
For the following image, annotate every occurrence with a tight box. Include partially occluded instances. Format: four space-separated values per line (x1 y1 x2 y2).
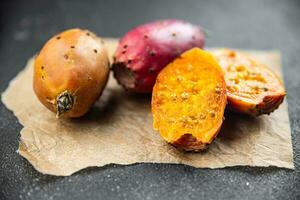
211 49 285 116
152 48 227 151
112 19 205 93
33 28 110 118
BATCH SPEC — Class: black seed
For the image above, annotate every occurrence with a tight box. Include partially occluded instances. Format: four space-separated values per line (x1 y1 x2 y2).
64 54 69 59
41 75 44 80
144 35 148 39
149 51 156 56
41 66 44 70
123 44 128 48
70 46 75 49
148 67 155 74
122 50 126 54
128 59 132 64
86 32 90 36
94 49 98 53
56 36 61 40
172 33 176 37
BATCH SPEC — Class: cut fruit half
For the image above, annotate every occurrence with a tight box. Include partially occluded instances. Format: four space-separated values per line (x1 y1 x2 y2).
211 49 285 116
152 48 227 151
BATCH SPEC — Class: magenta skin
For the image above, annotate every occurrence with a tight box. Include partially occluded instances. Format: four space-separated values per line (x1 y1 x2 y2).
112 19 205 93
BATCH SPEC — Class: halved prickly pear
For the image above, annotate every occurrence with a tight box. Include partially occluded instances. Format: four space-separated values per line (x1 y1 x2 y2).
152 48 227 151
211 49 285 116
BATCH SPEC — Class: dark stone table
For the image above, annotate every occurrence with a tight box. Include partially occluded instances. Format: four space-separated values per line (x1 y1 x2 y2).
0 0 299 199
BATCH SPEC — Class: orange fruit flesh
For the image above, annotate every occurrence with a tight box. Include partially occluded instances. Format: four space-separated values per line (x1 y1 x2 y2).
152 48 227 145
211 49 285 115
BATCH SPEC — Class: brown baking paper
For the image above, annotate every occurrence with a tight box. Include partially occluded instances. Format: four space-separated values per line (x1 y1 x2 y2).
1 38 294 176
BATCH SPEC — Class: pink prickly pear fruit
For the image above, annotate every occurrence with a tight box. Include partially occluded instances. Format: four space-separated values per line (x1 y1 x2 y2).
112 19 205 93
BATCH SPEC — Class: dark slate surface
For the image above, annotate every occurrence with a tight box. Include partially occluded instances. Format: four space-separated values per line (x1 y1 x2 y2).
0 0 299 199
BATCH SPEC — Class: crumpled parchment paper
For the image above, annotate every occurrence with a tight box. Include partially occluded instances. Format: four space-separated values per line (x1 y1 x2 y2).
1 38 294 176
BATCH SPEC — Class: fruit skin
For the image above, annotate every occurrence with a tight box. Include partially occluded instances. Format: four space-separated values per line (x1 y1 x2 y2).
211 49 285 116
33 28 110 118
112 19 205 93
172 134 208 152
152 48 227 151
